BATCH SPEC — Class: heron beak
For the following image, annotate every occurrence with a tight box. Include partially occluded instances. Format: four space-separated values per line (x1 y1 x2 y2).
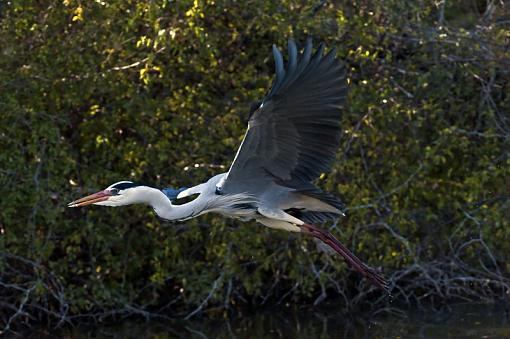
68 190 112 208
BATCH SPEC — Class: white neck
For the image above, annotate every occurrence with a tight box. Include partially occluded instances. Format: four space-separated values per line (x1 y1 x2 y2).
101 186 204 221
145 187 205 221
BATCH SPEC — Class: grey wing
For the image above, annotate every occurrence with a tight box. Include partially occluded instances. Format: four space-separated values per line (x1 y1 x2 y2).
219 38 347 194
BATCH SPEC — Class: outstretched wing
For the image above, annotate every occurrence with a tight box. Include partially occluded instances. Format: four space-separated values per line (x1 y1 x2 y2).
219 39 347 193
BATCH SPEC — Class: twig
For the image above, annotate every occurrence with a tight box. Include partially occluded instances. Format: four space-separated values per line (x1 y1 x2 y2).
184 274 223 320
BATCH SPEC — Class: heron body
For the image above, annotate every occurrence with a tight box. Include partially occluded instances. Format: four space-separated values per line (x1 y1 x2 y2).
69 39 388 291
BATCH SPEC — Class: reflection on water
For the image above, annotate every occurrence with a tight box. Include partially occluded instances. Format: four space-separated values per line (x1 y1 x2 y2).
71 303 509 339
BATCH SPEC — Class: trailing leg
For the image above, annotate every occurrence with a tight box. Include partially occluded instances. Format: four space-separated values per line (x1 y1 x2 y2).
301 223 388 292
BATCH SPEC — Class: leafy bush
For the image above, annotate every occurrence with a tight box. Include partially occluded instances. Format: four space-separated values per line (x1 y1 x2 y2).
1 0 508 331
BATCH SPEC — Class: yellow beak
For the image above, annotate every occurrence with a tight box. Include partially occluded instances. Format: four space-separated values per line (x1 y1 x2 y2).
68 190 111 207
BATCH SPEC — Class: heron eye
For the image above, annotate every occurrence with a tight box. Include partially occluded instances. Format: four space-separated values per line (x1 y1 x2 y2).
110 188 120 195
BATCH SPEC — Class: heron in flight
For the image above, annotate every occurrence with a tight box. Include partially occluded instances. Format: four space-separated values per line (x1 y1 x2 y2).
69 39 387 291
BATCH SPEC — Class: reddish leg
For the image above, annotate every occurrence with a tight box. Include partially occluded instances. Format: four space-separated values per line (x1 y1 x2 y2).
301 223 388 292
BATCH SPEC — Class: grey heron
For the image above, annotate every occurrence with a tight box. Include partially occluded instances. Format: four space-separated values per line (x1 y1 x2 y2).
69 39 388 291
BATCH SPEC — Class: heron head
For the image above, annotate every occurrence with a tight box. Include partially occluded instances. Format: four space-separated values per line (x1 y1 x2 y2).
68 181 154 207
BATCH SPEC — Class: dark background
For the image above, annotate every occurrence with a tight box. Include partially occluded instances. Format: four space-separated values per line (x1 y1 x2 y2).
1 0 508 332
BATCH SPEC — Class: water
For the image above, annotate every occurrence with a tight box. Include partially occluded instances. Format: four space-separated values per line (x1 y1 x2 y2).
69 303 509 338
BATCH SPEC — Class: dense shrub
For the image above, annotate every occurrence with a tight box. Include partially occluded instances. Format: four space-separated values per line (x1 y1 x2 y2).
1 0 508 331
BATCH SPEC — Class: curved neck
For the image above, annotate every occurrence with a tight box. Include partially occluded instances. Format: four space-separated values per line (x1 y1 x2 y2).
144 187 204 221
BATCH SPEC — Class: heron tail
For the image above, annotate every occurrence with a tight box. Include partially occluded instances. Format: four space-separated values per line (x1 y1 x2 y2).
301 223 389 292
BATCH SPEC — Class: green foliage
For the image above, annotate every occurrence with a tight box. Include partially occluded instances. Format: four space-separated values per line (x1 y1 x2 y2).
1 0 509 329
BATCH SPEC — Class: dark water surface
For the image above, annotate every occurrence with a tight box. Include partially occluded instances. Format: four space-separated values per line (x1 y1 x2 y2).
70 303 509 338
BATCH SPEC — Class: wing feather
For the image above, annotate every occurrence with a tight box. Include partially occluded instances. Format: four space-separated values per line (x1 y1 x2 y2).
221 39 347 193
